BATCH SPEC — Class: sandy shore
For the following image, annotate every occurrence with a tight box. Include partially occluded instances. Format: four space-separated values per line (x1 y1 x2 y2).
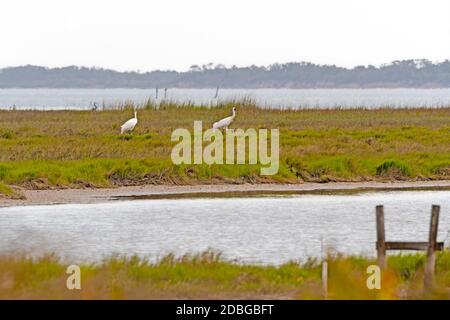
1 180 450 207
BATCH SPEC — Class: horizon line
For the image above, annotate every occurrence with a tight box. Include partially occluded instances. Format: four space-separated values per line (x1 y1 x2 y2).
1 58 449 74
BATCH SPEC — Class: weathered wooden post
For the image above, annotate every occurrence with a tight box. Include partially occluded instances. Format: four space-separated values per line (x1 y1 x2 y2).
322 259 328 299
374 204 443 295
320 239 328 299
376 205 387 269
424 205 440 291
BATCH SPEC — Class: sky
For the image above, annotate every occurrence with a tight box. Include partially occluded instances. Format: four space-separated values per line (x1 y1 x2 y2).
0 0 449 71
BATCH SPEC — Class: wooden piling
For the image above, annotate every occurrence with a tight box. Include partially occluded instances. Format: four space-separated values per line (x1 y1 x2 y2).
376 205 387 269
424 205 440 291
374 204 443 294
322 260 328 299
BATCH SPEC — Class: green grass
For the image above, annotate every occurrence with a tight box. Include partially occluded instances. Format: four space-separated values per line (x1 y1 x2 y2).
0 102 449 195
0 183 14 196
2 250 450 299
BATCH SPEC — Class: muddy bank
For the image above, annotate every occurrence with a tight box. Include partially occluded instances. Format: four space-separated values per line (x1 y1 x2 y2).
1 180 450 207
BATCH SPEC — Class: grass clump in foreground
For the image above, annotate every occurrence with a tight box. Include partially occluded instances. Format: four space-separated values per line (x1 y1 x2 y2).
2 250 450 299
0 182 22 199
0 183 14 196
0 101 449 195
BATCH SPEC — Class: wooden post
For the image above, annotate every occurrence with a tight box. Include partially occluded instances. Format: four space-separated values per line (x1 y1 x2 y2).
215 86 219 99
424 205 440 291
374 204 443 295
376 205 387 269
322 260 328 299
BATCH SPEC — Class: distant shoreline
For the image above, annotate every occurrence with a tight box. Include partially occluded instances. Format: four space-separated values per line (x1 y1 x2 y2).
2 60 450 88
2 180 450 208
2 87 450 89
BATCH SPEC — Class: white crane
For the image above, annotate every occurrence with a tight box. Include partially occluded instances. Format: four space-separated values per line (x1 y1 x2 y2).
212 107 236 132
120 111 138 134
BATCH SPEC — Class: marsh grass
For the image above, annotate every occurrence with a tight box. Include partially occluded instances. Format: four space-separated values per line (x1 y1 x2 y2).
0 183 14 196
0 102 449 194
2 250 450 299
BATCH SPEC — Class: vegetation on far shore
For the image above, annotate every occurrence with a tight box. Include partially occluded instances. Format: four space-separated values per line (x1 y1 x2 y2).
3 60 450 88
2 250 450 299
0 100 449 197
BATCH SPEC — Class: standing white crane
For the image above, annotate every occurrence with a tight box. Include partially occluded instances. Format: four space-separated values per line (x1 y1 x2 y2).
120 111 138 134
212 107 236 132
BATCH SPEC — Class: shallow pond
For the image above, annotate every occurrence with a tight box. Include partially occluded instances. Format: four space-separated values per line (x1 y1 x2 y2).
0 190 449 265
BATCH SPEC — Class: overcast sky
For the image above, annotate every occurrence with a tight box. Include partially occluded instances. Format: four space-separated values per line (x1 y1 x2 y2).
1 0 449 71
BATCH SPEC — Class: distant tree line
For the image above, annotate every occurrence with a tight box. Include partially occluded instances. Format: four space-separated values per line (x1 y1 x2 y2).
1 59 450 88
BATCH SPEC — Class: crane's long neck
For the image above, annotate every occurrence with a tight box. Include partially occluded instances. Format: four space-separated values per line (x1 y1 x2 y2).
134 111 137 119
231 109 236 118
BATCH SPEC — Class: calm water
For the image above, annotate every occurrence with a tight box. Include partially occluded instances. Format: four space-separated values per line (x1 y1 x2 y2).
0 190 449 265
1 88 450 110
